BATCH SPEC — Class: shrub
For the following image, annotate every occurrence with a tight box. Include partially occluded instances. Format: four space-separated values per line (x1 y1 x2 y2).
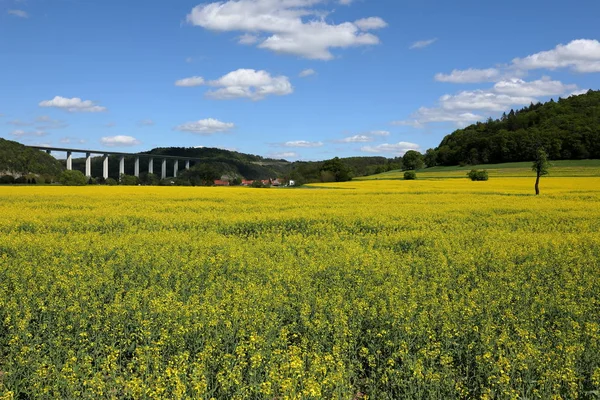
105 178 118 186
404 171 417 180
14 176 27 184
0 175 15 184
159 179 175 186
119 174 140 186
251 180 269 188
467 169 489 181
59 170 87 186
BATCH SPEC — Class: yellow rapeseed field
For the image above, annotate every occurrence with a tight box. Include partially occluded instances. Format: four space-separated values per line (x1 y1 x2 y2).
1 178 600 399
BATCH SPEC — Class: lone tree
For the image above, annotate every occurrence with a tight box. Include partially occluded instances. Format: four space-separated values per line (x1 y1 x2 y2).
532 148 550 195
402 150 424 170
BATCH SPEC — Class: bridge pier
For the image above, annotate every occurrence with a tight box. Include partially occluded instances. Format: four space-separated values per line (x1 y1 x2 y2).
28 146 204 181
119 155 125 177
85 153 91 177
103 154 109 179
134 157 140 177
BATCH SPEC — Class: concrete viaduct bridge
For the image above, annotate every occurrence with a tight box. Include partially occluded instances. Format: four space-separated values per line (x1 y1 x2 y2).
29 146 201 180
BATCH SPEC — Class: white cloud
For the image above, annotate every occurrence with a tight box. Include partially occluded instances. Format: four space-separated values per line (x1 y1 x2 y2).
139 119 155 126
410 38 437 49
439 90 536 112
186 0 386 60
393 108 483 128
100 135 141 147
186 57 194 63
35 116 68 129
493 77 577 97
269 151 299 159
569 89 590 97
435 68 501 83
39 96 106 113
281 140 323 148
8 119 33 126
206 69 293 100
354 17 387 31
11 129 47 137
361 142 420 155
238 33 260 45
368 130 390 136
175 118 235 135
396 75 579 128
176 69 293 100
175 76 205 87
335 134 373 143
299 68 316 77
512 39 600 73
60 137 86 144
8 9 28 18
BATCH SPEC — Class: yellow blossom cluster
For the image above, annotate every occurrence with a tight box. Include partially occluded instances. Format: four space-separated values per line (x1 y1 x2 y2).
0 177 599 398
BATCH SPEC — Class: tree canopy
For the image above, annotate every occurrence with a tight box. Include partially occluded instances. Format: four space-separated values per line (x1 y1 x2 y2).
0 138 63 177
428 90 600 166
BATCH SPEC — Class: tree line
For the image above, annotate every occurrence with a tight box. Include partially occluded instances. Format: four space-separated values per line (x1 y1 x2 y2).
423 90 600 167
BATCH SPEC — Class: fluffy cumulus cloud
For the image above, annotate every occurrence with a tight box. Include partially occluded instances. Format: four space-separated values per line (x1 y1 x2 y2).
512 39 600 73
354 17 387 31
397 74 581 127
186 0 387 60
569 89 590 97
493 77 577 97
435 68 501 83
100 135 141 147
39 96 107 112
175 118 235 135
175 76 205 87
335 134 373 143
361 142 420 155
394 108 483 128
8 9 28 18
299 68 316 77
281 140 323 148
175 69 293 100
409 38 437 49
439 91 536 112
436 39 600 84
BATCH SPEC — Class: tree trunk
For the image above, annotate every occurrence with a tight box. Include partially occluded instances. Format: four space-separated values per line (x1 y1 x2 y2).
534 174 540 195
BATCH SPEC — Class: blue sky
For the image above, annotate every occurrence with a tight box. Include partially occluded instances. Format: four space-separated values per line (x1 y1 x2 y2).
1 0 599 161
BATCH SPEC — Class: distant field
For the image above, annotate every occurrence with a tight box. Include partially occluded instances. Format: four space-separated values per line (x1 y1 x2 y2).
358 159 600 180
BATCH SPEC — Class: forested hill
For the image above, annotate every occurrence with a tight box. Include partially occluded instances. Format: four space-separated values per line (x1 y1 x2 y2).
145 147 397 182
430 90 600 166
0 138 63 177
145 147 291 180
